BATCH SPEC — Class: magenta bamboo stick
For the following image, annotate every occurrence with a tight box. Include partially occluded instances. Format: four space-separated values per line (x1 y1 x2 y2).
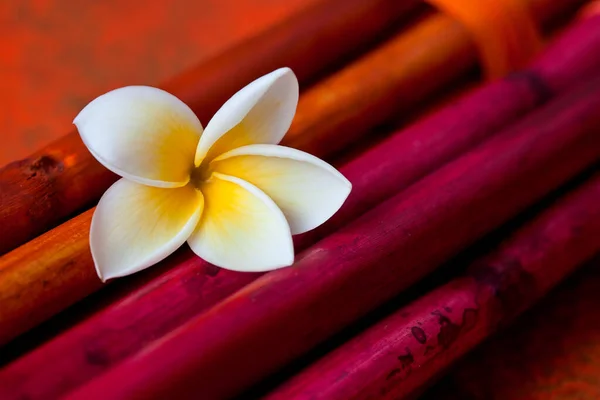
3 19 600 400
0 0 424 256
266 171 600 400
299 13 600 247
66 76 600 400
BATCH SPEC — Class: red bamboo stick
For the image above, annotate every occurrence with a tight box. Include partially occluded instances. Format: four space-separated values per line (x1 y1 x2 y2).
0 0 425 255
299 14 600 248
266 170 600 400
0 11 480 348
0 11 475 346
0 1 587 347
0 0 588 256
430 258 600 400
2 18 600 400
65 74 600 400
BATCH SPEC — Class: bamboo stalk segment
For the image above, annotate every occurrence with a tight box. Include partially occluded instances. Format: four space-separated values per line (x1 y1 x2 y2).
1 16 599 400
284 13 474 159
0 0 590 350
430 258 600 400
299 13 600 248
65 75 600 400
0 0 587 255
266 170 600 400
427 0 543 79
0 13 470 348
0 0 425 255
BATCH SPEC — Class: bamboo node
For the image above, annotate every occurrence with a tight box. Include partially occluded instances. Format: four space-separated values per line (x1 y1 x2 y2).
426 0 543 80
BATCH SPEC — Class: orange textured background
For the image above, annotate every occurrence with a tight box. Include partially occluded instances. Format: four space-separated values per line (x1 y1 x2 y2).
0 0 315 166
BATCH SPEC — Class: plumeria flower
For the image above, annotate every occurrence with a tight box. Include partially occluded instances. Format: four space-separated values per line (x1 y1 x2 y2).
74 68 351 282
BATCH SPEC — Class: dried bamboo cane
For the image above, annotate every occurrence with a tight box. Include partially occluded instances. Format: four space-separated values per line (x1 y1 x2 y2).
266 170 600 400
66 75 600 400
1 16 599 400
430 257 600 400
0 0 425 255
0 0 587 254
0 10 477 348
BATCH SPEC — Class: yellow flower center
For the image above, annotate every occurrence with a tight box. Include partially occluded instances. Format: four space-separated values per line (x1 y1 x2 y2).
190 164 213 189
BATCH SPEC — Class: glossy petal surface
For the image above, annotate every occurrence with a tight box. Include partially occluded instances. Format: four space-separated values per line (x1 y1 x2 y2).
212 144 351 234
188 172 294 272
74 86 203 187
194 68 298 165
91 179 204 281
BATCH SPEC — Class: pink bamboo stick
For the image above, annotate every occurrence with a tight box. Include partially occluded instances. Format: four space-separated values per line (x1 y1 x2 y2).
266 170 600 400
0 0 424 255
3 18 600 400
299 13 600 248
65 75 600 400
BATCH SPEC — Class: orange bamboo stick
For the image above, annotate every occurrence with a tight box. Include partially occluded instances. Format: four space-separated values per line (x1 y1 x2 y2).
0 0 585 255
285 14 475 158
67 74 600 400
427 0 543 79
0 0 425 255
0 210 100 343
0 14 470 346
0 0 586 346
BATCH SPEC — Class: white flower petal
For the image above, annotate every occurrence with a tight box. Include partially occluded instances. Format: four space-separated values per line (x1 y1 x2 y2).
74 86 203 188
91 179 204 281
194 68 299 166
188 172 294 272
211 144 352 234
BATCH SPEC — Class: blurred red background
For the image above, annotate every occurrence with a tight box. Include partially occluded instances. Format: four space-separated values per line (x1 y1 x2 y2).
0 0 315 166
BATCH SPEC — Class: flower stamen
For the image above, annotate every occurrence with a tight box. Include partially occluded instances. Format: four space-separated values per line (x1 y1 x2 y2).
190 165 213 189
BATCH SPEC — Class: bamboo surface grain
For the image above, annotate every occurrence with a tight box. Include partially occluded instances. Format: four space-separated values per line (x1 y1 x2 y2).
0 67 523 400
0 1 589 348
0 2 597 398
0 0 588 256
65 75 600 400
265 169 600 400
1 15 600 399
425 257 600 400
440 258 600 400
0 7 477 347
0 0 425 255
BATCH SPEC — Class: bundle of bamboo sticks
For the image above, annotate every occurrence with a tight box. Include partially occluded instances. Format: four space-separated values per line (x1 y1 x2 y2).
1 0 599 399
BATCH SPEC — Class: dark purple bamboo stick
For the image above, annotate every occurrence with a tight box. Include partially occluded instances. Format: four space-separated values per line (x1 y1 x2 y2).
0 0 425 255
2 17 600 400
266 170 600 400
65 74 600 400
297 14 600 248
